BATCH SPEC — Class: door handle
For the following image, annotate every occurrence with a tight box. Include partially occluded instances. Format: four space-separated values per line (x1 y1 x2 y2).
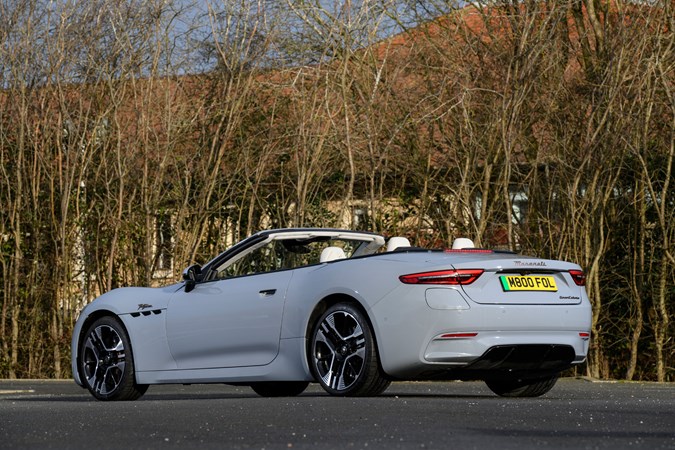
259 289 277 297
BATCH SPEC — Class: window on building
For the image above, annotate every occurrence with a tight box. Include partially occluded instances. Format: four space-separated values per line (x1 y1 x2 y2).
353 207 369 229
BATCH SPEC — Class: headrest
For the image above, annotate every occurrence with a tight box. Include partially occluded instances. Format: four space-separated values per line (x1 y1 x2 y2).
386 237 411 252
320 246 347 263
451 238 475 249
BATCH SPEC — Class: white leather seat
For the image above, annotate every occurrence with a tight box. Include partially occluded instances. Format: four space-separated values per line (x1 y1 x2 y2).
386 237 411 252
320 246 347 263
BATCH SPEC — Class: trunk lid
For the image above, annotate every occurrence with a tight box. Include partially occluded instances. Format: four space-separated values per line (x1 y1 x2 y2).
452 256 584 305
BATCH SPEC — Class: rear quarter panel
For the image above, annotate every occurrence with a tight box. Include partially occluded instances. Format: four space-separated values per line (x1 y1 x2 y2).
280 256 409 339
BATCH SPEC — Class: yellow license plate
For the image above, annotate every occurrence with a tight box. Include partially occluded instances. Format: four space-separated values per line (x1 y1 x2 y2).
500 275 557 292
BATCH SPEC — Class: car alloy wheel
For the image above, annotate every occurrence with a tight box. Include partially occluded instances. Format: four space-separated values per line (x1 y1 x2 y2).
80 316 147 401
310 303 390 396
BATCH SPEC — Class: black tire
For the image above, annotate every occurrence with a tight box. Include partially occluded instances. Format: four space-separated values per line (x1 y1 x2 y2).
79 316 148 401
250 381 310 397
485 375 559 398
309 303 390 397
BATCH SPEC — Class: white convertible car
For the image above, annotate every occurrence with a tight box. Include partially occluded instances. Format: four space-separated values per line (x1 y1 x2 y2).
71 228 591 401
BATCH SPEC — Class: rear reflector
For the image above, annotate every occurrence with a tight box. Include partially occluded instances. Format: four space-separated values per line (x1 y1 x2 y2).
569 270 586 286
400 269 484 285
439 332 479 339
579 332 590 339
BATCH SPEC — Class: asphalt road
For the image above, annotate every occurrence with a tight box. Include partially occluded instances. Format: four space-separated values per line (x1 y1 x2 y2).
1 378 673 449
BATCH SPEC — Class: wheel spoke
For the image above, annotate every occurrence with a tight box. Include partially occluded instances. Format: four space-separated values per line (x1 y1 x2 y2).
340 321 363 342
315 325 337 352
350 342 366 360
319 357 335 386
96 325 123 352
85 330 104 357
84 368 99 388
319 317 343 348
110 360 126 374
101 364 123 394
83 336 101 387
328 358 347 390
84 336 101 362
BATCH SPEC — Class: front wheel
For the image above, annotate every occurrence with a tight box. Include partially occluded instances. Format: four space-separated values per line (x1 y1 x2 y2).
79 316 148 401
485 375 559 398
309 303 390 396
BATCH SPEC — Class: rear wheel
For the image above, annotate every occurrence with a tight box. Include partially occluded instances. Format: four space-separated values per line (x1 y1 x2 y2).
310 303 390 396
485 375 559 398
250 381 309 397
80 316 148 401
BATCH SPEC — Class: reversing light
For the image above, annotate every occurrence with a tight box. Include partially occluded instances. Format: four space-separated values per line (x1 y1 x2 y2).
399 269 484 285
569 270 586 286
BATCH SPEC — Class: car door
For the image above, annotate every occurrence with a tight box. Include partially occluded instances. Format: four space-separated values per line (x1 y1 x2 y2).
165 270 293 369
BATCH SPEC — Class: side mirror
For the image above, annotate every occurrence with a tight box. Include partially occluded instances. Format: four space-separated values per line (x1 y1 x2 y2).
182 264 202 293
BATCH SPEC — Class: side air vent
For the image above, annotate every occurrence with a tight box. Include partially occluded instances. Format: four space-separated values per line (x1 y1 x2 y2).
130 310 163 318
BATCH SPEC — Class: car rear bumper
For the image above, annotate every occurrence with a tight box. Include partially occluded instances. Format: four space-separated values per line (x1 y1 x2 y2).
423 330 588 365
369 286 591 379
408 343 583 382
380 330 588 379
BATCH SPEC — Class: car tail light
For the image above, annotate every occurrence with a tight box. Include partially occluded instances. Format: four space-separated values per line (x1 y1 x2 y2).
399 269 484 285
569 270 586 286
444 249 493 254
